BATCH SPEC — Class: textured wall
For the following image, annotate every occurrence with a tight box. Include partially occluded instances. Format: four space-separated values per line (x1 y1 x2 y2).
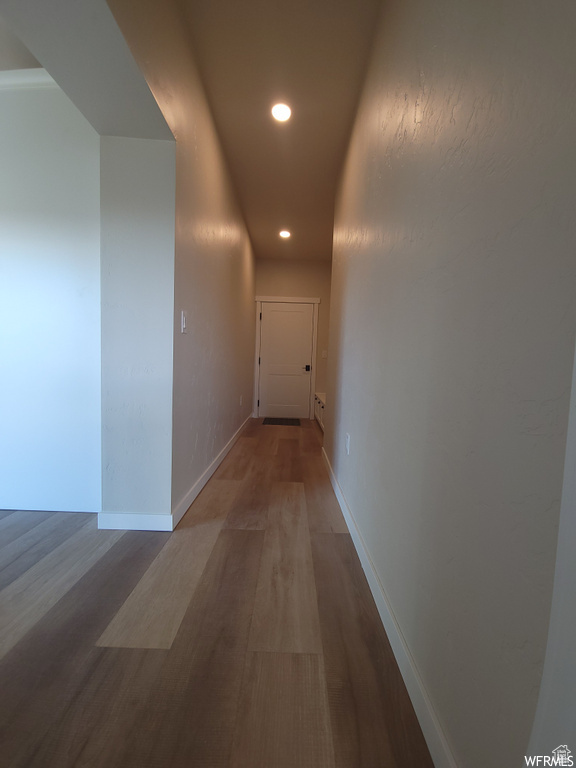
0 75 101 513
108 0 256 518
255 259 332 393
326 0 576 765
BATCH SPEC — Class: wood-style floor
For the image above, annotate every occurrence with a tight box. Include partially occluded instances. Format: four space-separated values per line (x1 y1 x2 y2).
0 419 434 768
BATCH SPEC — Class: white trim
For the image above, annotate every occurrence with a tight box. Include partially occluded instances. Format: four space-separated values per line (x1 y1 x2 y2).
309 303 319 417
170 414 253 528
254 303 263 415
0 68 57 91
98 512 174 532
322 447 458 768
99 415 252 532
256 295 320 304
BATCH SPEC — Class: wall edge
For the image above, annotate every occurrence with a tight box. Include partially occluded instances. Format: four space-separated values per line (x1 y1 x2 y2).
0 67 56 90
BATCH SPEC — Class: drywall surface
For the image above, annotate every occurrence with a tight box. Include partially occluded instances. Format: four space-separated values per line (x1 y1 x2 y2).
255 259 331 393
100 136 175 520
107 0 256 519
326 1 576 766
0 72 101 512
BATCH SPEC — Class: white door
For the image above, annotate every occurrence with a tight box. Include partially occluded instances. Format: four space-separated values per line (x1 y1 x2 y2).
258 302 314 418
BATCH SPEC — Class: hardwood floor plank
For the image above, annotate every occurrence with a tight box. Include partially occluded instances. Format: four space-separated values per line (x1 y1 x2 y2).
249 482 323 654
239 417 263 438
21 647 168 768
231 652 335 768
0 519 125 660
224 456 272 530
215 436 257 480
178 477 241 527
302 456 349 533
0 420 435 768
276 437 297 460
299 418 324 455
311 532 434 768
272 437 304 481
113 635 246 768
0 510 56 550
111 529 264 768
255 424 283 455
174 528 264 643
97 521 222 650
0 512 92 590
0 530 170 768
97 479 244 650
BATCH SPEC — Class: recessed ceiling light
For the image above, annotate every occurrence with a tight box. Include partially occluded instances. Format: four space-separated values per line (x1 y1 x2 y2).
279 230 291 238
272 103 291 122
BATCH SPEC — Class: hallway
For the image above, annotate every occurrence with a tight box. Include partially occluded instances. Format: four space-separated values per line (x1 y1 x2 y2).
1 0 575 761
0 419 432 767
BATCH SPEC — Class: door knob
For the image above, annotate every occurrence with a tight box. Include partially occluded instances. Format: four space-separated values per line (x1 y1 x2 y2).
303 365 311 371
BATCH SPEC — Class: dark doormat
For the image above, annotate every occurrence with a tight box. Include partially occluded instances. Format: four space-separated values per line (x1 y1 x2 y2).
262 418 301 426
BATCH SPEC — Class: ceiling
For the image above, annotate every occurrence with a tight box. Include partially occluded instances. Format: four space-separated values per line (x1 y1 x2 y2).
0 14 40 69
179 0 382 261
0 0 382 262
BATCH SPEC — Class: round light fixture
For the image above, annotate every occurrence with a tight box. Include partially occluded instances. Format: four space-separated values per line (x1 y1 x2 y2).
271 103 291 122
279 230 291 238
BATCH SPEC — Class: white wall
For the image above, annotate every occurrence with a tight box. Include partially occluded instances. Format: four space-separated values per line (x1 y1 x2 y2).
255 259 332 394
0 71 101 512
100 136 176 529
108 0 256 523
326 1 576 766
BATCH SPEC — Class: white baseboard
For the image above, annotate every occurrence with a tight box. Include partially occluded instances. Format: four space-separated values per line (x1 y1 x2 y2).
321 448 458 768
99 415 253 532
170 413 254 528
98 511 174 531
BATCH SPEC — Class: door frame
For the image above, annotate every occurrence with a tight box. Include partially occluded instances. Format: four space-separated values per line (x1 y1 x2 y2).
254 296 320 418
